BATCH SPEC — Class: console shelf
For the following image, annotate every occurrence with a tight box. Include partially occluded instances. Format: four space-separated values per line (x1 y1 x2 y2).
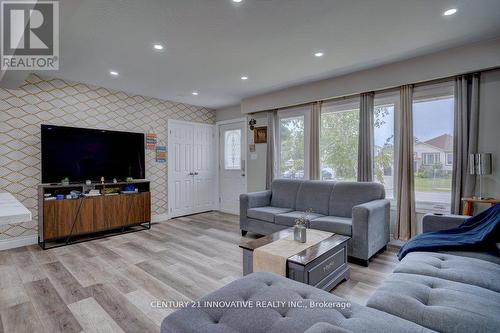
38 180 151 249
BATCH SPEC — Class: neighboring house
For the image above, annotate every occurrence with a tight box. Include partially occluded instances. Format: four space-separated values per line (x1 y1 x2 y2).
414 134 453 173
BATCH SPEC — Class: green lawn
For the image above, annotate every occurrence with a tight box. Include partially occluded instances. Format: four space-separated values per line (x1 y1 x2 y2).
414 177 451 192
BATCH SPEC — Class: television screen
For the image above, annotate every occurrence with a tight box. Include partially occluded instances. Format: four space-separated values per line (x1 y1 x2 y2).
41 125 145 184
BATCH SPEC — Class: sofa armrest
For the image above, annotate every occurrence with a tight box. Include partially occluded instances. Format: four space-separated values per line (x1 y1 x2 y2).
422 213 468 233
351 199 390 260
240 190 272 218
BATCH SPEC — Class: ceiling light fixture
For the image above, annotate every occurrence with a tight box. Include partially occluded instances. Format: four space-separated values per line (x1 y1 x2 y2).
443 8 457 16
232 0 243 3
192 91 199 96
241 76 248 80
153 43 164 50
314 51 324 57
109 70 119 76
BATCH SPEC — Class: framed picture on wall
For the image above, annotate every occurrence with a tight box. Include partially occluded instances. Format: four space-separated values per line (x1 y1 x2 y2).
253 126 267 144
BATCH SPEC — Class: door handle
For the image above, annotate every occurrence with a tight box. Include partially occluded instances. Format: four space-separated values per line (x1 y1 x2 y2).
188 172 194 176
194 172 199 175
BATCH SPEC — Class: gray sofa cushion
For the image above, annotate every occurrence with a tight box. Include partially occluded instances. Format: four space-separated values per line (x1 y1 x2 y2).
329 182 385 218
367 272 500 333
295 181 335 215
275 211 325 227
394 252 500 293
161 272 434 333
310 216 352 236
247 207 293 223
270 179 302 209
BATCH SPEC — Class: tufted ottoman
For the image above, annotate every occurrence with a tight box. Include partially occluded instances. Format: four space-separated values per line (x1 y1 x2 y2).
391 252 500 292
367 252 500 333
161 272 433 333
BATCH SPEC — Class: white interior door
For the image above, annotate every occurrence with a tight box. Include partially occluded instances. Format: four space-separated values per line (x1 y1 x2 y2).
168 120 216 218
193 124 217 212
219 121 246 214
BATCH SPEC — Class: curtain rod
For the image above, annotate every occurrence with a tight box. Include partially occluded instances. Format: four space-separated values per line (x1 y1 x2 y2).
250 66 500 115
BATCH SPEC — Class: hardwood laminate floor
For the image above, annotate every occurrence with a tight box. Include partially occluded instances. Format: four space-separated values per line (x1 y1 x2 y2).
0 211 398 332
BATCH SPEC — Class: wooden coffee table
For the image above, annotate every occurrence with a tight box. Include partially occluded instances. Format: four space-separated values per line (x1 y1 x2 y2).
239 228 351 291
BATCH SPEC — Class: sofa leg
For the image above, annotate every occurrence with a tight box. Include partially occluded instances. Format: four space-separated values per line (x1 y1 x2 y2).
378 245 387 254
241 230 247 236
348 256 369 267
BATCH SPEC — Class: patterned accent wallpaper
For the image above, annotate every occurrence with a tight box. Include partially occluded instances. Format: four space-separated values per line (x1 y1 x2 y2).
0 74 215 241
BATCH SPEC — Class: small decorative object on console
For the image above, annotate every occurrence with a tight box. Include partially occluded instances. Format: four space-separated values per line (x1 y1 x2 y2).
85 179 92 185
294 209 312 243
61 177 69 186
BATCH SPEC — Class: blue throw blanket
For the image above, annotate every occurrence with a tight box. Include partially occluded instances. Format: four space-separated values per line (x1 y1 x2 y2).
398 203 500 260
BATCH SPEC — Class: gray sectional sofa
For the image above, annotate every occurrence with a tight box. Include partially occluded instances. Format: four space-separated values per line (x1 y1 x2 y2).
240 179 390 265
161 214 500 333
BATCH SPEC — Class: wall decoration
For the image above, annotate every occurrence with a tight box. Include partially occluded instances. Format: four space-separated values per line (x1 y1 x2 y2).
248 118 257 131
156 146 167 163
253 126 268 144
146 133 157 149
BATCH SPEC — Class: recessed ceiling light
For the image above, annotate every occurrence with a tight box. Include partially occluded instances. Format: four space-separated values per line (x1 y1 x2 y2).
241 76 248 80
314 52 324 57
443 8 457 16
192 91 199 96
153 43 164 50
109 70 119 76
232 0 243 3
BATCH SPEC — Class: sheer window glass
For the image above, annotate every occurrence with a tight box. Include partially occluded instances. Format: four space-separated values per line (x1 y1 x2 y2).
224 129 241 170
413 81 455 205
320 97 359 181
373 91 398 199
277 106 310 179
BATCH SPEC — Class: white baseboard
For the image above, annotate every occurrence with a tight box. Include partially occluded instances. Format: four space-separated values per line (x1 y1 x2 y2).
0 235 38 251
152 213 170 223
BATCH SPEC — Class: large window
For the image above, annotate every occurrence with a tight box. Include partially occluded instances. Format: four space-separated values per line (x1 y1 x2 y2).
373 91 398 199
413 82 454 205
320 98 359 181
277 106 310 179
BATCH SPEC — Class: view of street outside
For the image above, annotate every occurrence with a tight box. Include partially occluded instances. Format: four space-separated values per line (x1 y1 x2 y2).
278 95 454 205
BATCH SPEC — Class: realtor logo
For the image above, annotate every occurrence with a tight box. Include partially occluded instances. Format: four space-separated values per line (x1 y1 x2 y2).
1 1 59 70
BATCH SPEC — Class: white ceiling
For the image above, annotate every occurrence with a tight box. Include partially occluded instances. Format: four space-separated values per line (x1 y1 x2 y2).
45 0 500 109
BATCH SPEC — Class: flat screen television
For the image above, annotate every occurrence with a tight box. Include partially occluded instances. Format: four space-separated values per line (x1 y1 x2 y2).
41 124 145 184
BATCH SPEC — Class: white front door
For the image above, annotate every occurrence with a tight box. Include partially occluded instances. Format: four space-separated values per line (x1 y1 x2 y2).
168 120 216 218
219 121 246 214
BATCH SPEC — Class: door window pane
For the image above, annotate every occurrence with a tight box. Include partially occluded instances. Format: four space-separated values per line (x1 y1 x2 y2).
279 115 305 179
413 82 454 204
374 92 397 199
224 129 241 170
320 98 359 181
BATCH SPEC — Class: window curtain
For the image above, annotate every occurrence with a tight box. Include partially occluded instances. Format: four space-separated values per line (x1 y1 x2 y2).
358 92 374 181
309 102 322 180
395 85 417 240
451 74 480 214
265 111 278 189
